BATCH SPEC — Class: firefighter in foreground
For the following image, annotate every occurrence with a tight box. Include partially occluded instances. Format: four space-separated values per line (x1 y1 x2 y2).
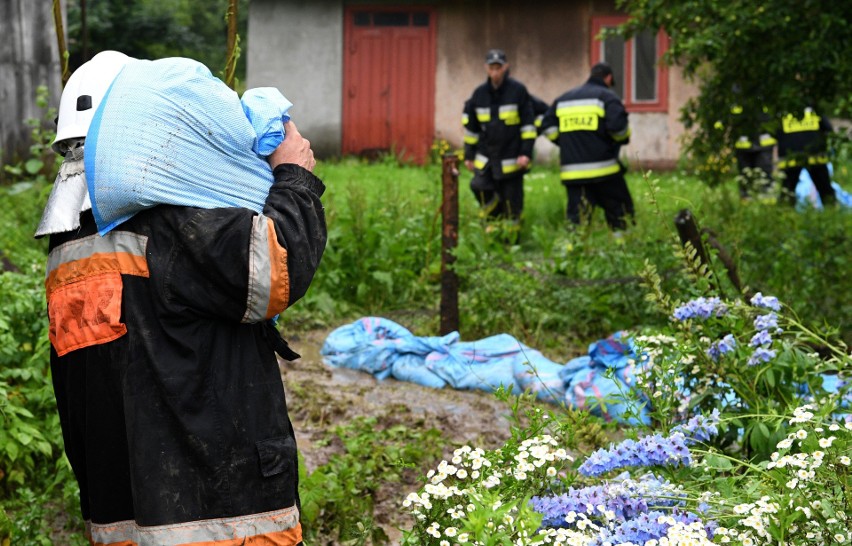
39 53 325 545
540 62 634 231
462 49 537 236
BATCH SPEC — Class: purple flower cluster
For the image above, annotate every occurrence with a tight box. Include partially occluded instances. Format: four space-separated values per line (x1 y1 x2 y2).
601 510 712 545
750 329 772 347
530 474 682 528
706 334 736 362
578 432 692 477
750 292 781 311
754 312 779 331
671 409 721 444
672 297 728 321
748 347 776 366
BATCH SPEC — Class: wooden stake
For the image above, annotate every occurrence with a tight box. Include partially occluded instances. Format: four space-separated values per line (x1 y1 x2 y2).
440 154 460 335
52 0 70 86
224 0 239 89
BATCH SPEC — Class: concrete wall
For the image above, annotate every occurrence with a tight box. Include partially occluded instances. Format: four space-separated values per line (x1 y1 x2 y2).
0 0 64 168
246 0 344 157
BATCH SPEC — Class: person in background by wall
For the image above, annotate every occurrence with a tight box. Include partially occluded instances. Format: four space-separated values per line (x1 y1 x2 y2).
776 106 836 206
462 49 537 238
540 62 634 232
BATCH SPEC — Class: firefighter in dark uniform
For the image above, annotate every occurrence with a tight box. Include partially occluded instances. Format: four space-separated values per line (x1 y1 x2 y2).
730 102 777 199
540 62 634 231
776 106 836 206
462 49 537 228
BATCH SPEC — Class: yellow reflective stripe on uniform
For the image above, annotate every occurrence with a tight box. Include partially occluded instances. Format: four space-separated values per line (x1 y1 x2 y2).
543 126 559 141
731 105 743 115
610 127 631 142
90 506 302 546
560 159 620 181
759 134 777 146
735 136 753 149
501 158 520 174
464 130 479 145
521 124 537 140
498 104 520 125
462 113 469 125
781 113 820 133
556 101 604 133
474 153 488 170
476 107 491 123
778 155 829 169
534 115 544 128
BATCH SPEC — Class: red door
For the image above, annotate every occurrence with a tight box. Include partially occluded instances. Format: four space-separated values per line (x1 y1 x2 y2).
343 7 436 163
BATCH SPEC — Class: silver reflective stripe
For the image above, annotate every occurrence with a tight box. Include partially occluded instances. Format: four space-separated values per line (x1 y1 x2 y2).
521 124 537 139
476 107 491 121
561 159 619 172
242 214 272 323
543 126 559 140
499 104 518 115
462 113 469 124
46 232 148 278
90 506 300 546
464 129 480 144
474 153 489 169
556 98 605 111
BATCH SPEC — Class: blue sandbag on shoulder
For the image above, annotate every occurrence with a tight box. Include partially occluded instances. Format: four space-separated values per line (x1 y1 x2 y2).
85 57 293 234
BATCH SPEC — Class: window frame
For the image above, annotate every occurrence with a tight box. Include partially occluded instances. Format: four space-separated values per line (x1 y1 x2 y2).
591 16 669 113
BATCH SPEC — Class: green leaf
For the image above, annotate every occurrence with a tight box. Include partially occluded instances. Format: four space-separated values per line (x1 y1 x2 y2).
764 368 776 387
703 453 733 470
24 159 43 175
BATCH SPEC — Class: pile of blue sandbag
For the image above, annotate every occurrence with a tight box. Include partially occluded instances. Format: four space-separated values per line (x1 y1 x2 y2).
320 317 648 424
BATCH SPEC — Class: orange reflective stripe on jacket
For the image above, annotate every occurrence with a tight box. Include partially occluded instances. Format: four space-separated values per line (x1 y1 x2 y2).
45 231 149 356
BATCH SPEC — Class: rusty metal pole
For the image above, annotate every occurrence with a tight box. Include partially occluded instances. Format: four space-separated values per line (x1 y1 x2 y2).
440 154 460 335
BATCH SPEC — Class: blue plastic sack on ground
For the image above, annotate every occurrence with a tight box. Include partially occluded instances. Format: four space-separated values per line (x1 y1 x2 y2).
321 318 647 423
86 57 293 234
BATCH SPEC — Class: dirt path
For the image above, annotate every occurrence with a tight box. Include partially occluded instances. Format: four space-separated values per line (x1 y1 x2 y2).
280 328 517 542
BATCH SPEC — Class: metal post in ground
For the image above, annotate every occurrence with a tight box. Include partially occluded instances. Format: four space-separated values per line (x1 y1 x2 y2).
440 154 460 335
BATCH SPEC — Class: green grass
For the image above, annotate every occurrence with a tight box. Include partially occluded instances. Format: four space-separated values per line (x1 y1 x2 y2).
294 156 851 355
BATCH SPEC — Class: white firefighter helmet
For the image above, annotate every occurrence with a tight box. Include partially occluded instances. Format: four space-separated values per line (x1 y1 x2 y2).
52 50 131 154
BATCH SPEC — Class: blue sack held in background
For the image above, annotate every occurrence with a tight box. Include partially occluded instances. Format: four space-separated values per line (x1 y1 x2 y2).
86 57 293 235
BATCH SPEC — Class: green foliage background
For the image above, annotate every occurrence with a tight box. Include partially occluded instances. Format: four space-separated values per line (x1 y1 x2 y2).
616 0 852 182
66 0 249 82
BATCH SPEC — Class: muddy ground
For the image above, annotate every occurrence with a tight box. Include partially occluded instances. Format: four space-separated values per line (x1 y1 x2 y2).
280 328 518 543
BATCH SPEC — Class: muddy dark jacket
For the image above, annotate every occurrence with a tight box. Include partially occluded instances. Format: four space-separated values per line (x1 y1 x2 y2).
540 77 631 184
462 76 537 179
47 164 325 544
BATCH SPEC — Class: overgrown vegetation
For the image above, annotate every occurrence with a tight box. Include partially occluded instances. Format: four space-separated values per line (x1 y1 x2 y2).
615 0 852 183
1 115 850 542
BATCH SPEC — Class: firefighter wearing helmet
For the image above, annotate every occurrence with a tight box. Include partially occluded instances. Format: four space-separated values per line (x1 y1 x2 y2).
39 52 325 544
